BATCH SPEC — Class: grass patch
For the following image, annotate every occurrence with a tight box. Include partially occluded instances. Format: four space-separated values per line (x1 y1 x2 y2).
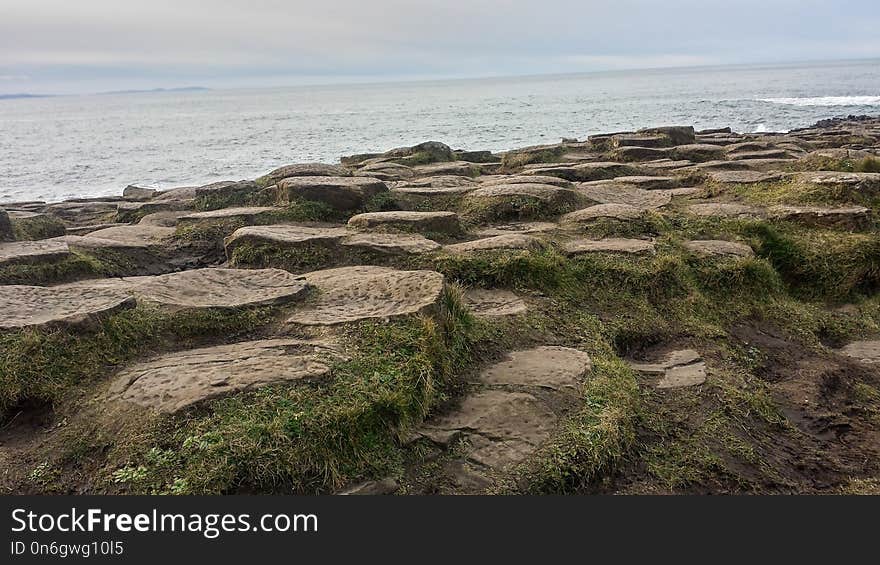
0 251 117 285
11 215 67 240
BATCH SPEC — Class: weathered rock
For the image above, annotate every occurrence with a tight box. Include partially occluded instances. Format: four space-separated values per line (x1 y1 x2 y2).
769 205 872 230
838 340 880 364
224 225 349 256
473 222 557 237
275 176 387 211
687 203 764 218
337 478 400 495
560 203 643 225
260 163 351 185
0 240 71 268
46 201 120 225
463 183 583 219
612 146 669 161
65 223 127 236
137 211 191 227
81 225 174 247
412 161 479 177
0 209 14 241
479 346 592 391
109 339 341 413
464 289 528 317
347 211 462 235
669 144 726 162
609 176 680 190
630 349 707 389
708 170 788 185
444 234 543 254
562 238 656 256
794 171 880 194
122 185 157 201
683 240 754 258
287 266 445 326
730 149 798 161
579 182 671 209
611 134 669 148
341 232 441 255
178 206 280 225
355 162 415 181
638 126 696 146
479 174 573 188
0 284 136 331
397 175 478 189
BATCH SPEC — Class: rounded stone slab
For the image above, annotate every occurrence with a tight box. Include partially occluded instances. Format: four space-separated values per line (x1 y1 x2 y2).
341 232 441 255
838 340 880 364
287 266 446 326
132 268 311 310
391 184 475 196
466 183 581 203
80 225 175 247
178 206 279 224
396 175 477 189
769 205 872 230
479 346 592 392
224 224 349 254
562 238 656 256
479 175 573 188
796 171 880 191
443 234 543 254
108 339 341 413
275 176 388 211
262 163 351 184
709 170 788 184
463 289 528 317
412 161 478 177
609 176 680 190
687 203 764 219
0 284 136 331
356 162 415 181
629 349 707 389
0 240 71 268
560 203 642 225
683 240 754 258
473 222 557 237
418 389 558 469
347 211 462 235
579 183 671 209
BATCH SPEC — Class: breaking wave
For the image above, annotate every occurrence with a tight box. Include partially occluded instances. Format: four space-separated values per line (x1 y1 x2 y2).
758 96 880 107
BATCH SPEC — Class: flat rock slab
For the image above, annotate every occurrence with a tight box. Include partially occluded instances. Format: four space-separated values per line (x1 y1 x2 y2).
178 207 280 224
560 203 642 225
412 161 478 177
480 175 573 188
443 234 543 254
579 183 671 209
474 222 557 237
630 349 707 389
466 183 581 203
562 238 656 256
464 289 528 317
391 184 475 196
262 163 351 184
709 170 788 184
479 346 592 392
347 211 462 235
287 266 445 326
683 240 754 258
0 240 71 268
795 171 880 191
769 205 872 230
109 339 341 413
275 176 387 211
81 225 175 247
396 175 477 189
687 203 764 219
0 285 136 331
610 176 680 190
341 232 441 255
838 340 880 364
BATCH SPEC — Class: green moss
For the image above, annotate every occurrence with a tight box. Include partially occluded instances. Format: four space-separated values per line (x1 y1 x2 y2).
11 216 67 240
500 146 567 170
729 177 880 208
0 252 109 285
229 243 337 272
0 305 275 418
460 195 579 222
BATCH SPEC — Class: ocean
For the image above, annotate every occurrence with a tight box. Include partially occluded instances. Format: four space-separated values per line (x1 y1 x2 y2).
1 58 878 203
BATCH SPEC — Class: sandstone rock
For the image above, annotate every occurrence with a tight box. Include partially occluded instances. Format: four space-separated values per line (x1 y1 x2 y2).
730 149 798 161
109 339 341 413
708 170 788 185
579 182 671 209
611 134 669 148
463 183 583 219
473 222 557 237
479 175 573 188
794 171 880 193
347 211 462 235
390 184 476 197
630 349 707 389
683 240 754 258
560 203 643 225
287 266 445 326
412 161 479 177
341 232 441 255
612 146 669 161
82 225 174 247
463 289 527 317
0 240 71 268
355 162 415 181
224 225 349 256
46 201 120 225
838 341 880 364
769 205 872 230
687 203 764 218
178 206 280 225
64 223 127 236
443 234 543 254
122 185 157 201
641 159 694 170
261 163 351 184
562 238 656 256
397 175 478 189
638 126 696 146
137 211 191 227
275 176 387 211
669 144 726 162
609 176 680 190
479 346 592 391
0 284 136 331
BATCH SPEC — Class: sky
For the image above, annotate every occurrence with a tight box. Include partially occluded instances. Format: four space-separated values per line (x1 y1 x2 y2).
2 0 879 94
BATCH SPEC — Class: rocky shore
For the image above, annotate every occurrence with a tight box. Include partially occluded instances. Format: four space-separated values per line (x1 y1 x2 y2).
2 116 880 495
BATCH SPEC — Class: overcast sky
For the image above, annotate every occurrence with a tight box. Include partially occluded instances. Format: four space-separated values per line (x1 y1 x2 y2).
2 0 879 94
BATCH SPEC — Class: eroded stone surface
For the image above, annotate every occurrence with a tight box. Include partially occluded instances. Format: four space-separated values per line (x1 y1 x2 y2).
687 202 764 218
560 203 642 225
0 284 136 330
341 232 441 255
109 339 341 413
1 209 15 241
275 176 387 210
178 207 280 224
630 349 707 389
479 346 591 391
473 222 557 237
769 205 872 230
463 289 528 317
262 163 351 184
443 234 542 254
81 225 174 247
708 170 788 185
287 266 445 326
347 211 462 235
562 238 655 256
838 340 880 364
683 240 755 258
0 240 71 268
579 182 671 209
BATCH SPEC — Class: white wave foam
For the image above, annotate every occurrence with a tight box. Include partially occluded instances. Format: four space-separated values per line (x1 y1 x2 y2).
758 96 880 107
